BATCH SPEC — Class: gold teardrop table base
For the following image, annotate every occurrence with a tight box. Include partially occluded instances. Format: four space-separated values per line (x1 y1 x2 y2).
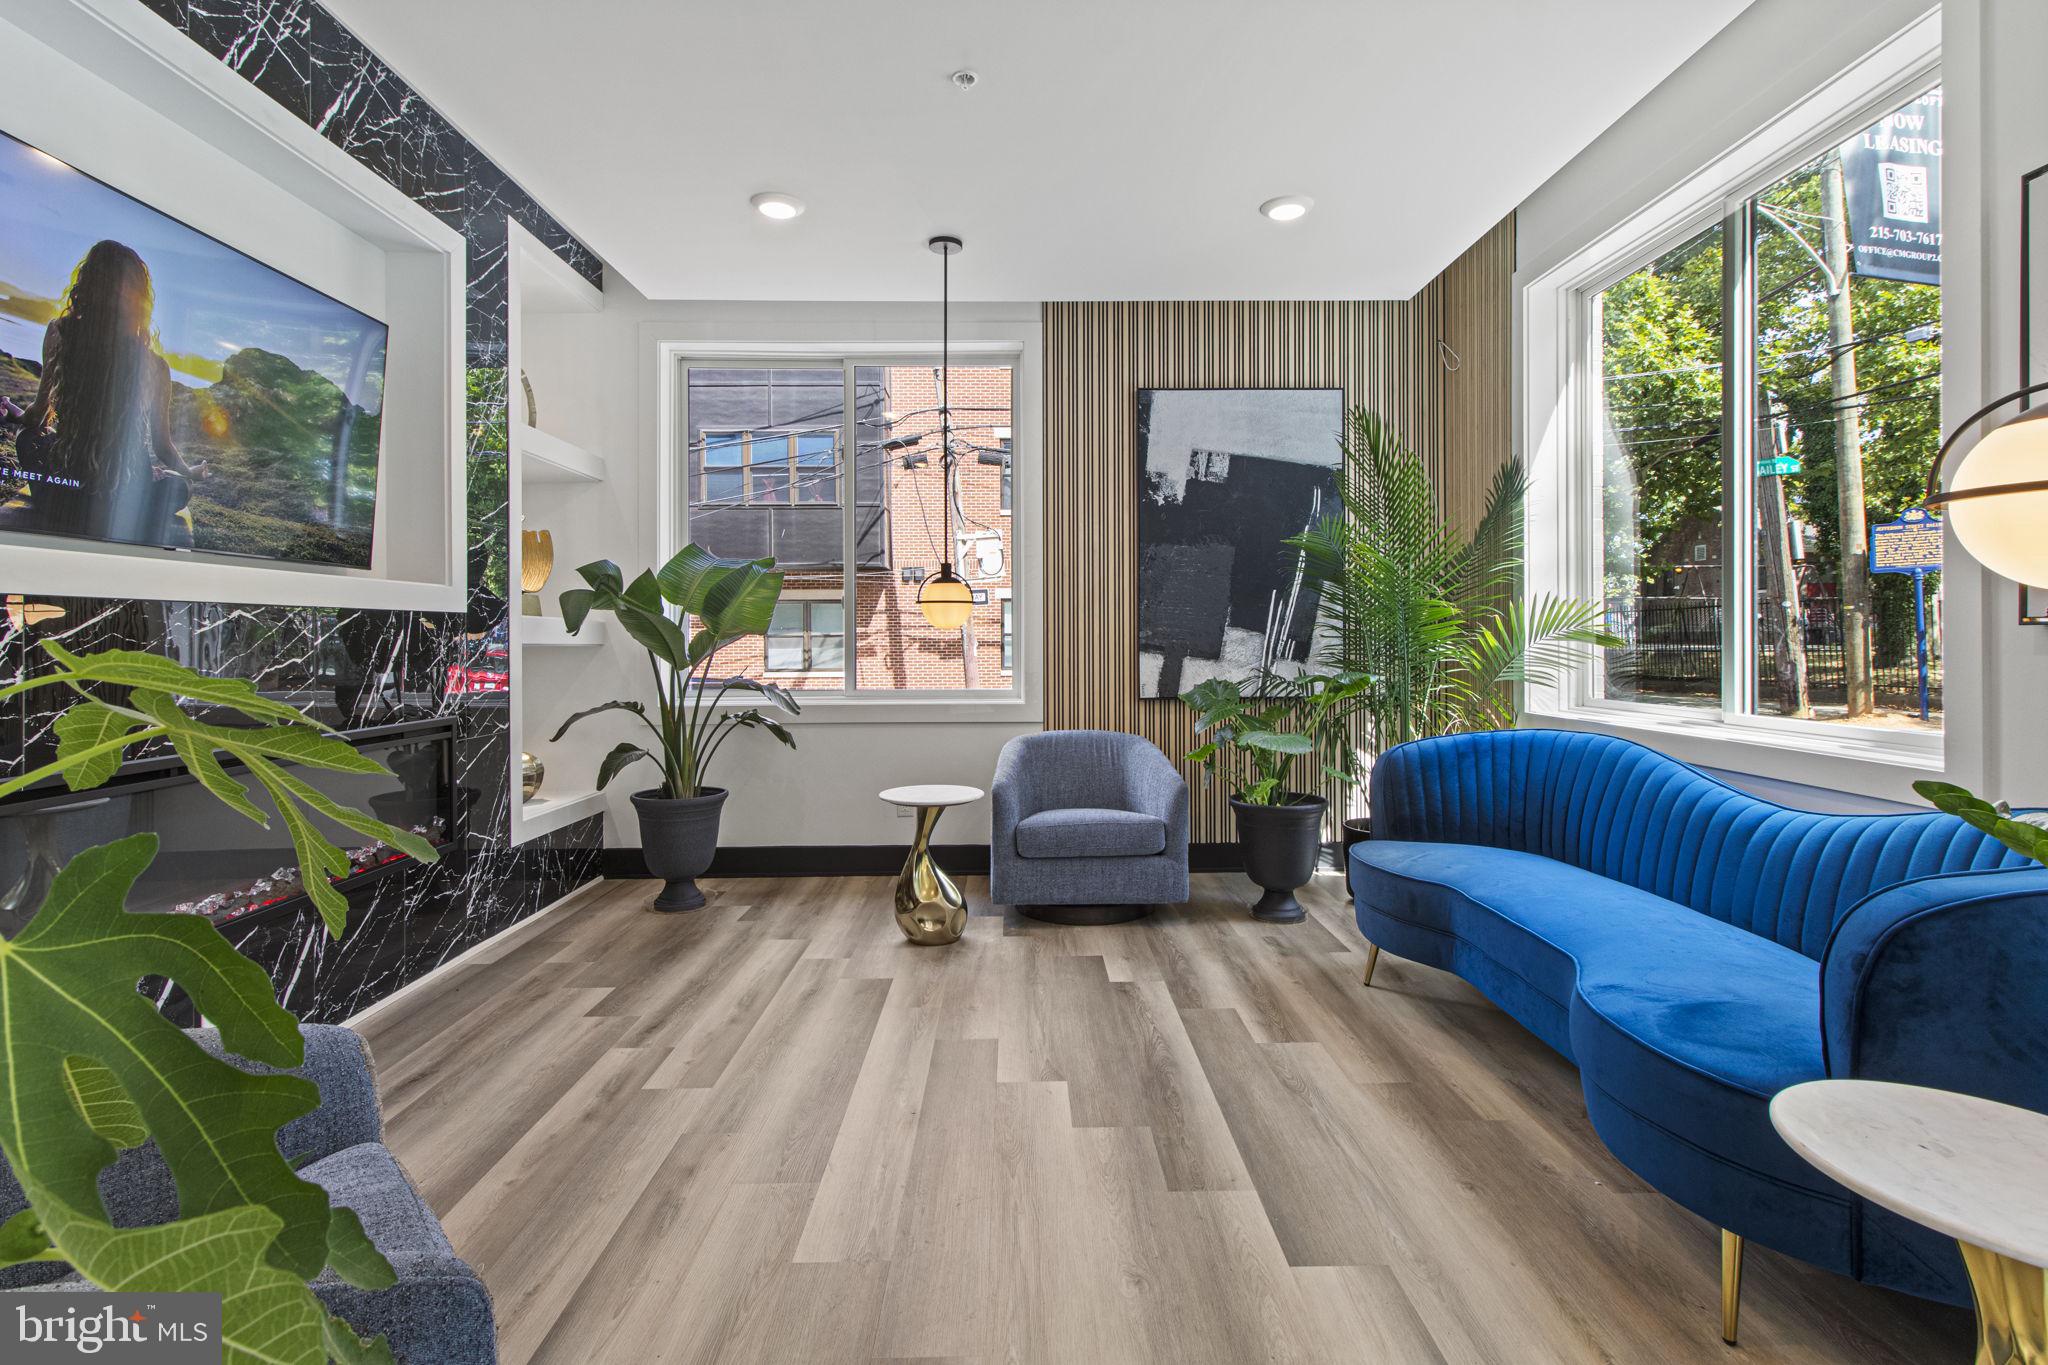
895 866 967 945
1963 1242 2048 1365
894 803 969 945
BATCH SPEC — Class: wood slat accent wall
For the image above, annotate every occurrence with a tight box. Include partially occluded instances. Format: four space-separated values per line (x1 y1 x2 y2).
1041 218 1515 843
1412 216 1518 536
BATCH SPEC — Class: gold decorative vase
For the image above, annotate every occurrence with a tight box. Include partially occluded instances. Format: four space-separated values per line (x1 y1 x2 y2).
520 528 554 617
520 751 545 801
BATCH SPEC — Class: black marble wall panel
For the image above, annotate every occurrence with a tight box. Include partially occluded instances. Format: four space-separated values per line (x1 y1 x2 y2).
0 1 608 1018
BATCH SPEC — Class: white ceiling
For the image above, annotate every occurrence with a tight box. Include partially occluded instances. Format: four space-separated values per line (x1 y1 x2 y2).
324 0 1756 302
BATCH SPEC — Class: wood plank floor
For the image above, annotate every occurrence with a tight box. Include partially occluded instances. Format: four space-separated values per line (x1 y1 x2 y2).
356 872 1974 1365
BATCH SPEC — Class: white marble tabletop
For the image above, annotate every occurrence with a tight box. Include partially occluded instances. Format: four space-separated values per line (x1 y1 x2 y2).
878 784 985 808
1770 1079 2048 1266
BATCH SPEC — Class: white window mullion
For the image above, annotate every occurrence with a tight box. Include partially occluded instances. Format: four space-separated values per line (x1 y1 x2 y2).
840 360 860 695
1720 198 1759 718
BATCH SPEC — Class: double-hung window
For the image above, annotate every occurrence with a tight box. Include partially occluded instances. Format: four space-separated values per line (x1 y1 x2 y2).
1571 82 1943 749
700 429 840 506
764 594 845 675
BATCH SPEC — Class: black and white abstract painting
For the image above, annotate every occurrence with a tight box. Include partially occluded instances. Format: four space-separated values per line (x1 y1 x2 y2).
1136 388 1343 700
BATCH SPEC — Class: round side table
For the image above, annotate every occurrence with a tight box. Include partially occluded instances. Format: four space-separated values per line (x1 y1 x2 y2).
1771 1080 2048 1364
878 785 984 945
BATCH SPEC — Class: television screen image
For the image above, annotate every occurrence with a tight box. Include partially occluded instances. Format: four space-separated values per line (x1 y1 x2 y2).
0 129 386 568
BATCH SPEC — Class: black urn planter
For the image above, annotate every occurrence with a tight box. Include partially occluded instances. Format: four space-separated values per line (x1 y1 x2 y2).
1231 793 1329 924
1340 816 1372 899
632 786 728 912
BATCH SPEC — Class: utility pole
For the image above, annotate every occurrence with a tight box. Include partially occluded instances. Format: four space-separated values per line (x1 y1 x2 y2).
1822 153 1875 717
952 441 981 689
931 363 980 689
1756 407 1810 715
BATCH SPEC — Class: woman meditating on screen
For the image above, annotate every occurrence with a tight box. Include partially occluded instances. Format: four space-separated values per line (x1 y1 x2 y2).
16 239 205 545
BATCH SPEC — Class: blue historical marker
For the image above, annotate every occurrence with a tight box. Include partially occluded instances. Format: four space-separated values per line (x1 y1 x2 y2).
1869 508 1942 720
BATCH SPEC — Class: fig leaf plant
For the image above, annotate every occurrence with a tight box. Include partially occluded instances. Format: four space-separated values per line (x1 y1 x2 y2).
1914 780 2048 866
0 641 449 1364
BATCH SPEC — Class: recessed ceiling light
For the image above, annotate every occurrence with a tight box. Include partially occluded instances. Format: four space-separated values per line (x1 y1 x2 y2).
750 192 805 221
1259 195 1314 223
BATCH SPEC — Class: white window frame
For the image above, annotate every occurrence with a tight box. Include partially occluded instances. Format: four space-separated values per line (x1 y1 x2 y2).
1520 15 1943 794
655 340 1036 720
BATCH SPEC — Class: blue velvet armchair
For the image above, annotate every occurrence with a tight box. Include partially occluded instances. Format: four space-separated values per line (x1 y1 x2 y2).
0 1025 496 1365
990 730 1190 922
1347 729 2048 1341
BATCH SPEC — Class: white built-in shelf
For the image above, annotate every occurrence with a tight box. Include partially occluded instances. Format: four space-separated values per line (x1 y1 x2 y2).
519 424 607 484
519 788 606 839
518 233 604 316
523 615 605 647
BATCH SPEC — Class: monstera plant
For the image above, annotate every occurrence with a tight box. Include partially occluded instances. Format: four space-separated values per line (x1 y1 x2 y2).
0 642 442 1365
552 543 798 911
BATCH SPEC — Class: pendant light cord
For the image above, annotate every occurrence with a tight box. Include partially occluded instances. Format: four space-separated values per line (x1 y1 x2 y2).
941 246 952 572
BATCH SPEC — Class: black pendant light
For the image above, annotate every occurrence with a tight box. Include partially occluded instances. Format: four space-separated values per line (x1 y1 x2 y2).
917 234 973 631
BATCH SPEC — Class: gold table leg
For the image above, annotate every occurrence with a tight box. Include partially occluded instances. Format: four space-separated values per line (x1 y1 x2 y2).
1962 1242 2048 1364
894 804 967 945
1722 1229 1743 1346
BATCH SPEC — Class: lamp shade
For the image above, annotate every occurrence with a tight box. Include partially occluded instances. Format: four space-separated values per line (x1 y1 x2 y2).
1945 408 2048 584
917 566 974 630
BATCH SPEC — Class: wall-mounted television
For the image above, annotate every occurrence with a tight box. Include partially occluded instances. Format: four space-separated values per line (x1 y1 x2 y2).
0 128 387 569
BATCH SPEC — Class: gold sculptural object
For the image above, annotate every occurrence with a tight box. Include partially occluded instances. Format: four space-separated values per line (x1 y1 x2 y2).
894 804 968 945
1960 1241 2048 1365
520 528 554 616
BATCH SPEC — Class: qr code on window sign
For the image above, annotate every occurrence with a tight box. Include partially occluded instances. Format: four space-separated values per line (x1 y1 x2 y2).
1879 163 1930 223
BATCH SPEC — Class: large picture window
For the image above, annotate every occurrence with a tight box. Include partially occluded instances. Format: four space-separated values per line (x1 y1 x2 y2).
1591 86 1942 735
678 359 1019 696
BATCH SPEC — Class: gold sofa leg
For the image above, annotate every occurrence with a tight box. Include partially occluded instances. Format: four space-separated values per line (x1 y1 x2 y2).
1360 942 1381 987
1721 1229 1743 1346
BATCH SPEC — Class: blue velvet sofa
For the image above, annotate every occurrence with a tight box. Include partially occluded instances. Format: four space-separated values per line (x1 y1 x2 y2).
0 1025 495 1364
1348 729 2048 1338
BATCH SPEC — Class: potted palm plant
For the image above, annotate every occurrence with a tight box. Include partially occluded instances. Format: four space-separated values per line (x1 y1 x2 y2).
1183 670 1370 923
553 544 798 911
1289 408 1621 851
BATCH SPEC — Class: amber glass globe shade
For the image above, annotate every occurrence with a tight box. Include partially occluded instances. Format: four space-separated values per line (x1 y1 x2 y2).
917 571 974 630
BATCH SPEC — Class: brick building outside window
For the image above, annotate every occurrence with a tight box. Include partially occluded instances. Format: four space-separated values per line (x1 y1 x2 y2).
683 363 1013 692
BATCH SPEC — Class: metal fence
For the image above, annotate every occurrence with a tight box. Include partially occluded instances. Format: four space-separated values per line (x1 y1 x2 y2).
1607 593 1942 714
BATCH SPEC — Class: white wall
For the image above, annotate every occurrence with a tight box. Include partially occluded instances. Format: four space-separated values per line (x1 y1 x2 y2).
541 280 1044 848
1942 0 2048 802
1516 0 2048 806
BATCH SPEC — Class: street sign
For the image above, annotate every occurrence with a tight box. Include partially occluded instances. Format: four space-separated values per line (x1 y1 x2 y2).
1869 507 1943 721
1870 507 1943 573
1757 455 1802 477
